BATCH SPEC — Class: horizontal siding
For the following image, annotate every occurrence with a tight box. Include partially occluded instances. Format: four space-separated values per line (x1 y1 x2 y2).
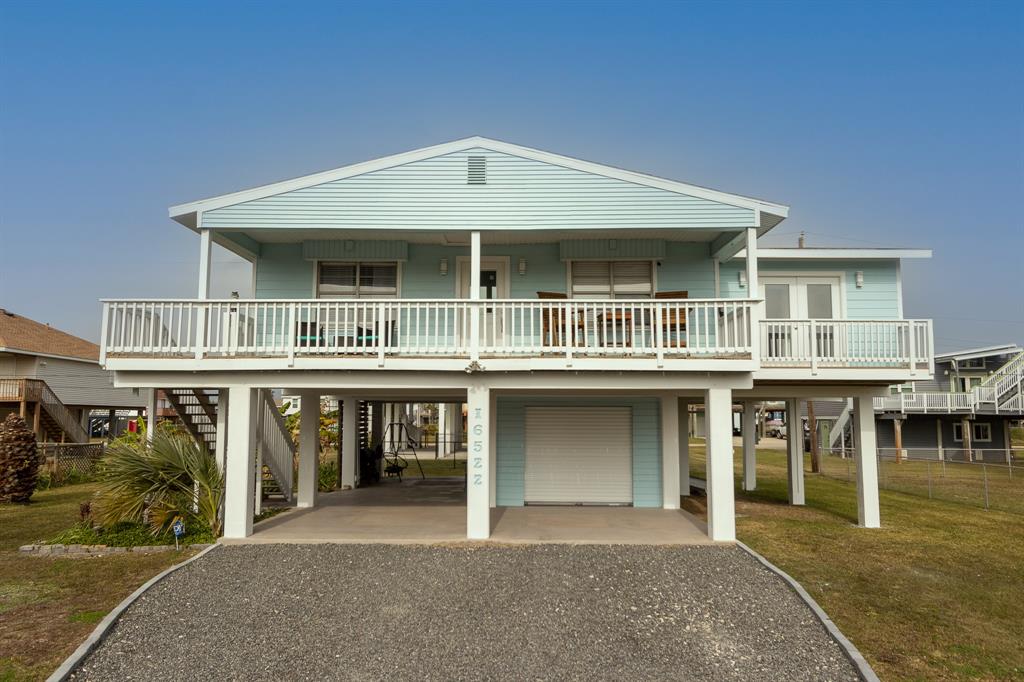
202 148 756 231
33 357 145 408
720 259 902 319
255 243 315 298
496 396 661 508
302 240 408 261
560 239 666 260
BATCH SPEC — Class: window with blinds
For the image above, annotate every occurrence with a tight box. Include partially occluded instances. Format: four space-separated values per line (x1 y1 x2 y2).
570 261 653 299
317 262 398 298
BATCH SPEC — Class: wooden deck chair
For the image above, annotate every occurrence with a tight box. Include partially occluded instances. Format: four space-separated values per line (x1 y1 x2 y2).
654 290 688 347
536 291 583 347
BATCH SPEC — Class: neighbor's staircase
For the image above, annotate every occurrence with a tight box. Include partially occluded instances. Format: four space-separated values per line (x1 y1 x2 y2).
827 398 855 452
976 350 1024 413
0 377 89 442
164 388 295 502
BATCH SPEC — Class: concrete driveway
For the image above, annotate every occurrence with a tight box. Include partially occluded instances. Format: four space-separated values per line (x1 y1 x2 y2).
70 545 859 681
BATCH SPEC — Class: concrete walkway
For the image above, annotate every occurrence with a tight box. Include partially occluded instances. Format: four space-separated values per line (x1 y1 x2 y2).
233 478 712 545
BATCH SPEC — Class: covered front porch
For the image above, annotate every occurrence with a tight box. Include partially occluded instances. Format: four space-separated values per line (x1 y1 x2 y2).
232 478 713 545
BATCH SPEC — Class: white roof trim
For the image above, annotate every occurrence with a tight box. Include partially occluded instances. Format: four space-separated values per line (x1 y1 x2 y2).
935 344 1021 362
169 136 789 224
738 248 932 260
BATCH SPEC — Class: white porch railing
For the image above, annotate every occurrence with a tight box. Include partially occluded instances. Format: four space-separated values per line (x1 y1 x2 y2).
256 389 295 502
873 392 975 413
759 319 932 372
100 298 757 363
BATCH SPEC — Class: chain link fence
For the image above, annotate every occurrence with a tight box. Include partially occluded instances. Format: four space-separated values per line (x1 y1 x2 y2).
820 447 1022 514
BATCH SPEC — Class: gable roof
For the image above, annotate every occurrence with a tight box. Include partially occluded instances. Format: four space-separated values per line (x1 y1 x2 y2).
0 309 100 363
169 136 789 229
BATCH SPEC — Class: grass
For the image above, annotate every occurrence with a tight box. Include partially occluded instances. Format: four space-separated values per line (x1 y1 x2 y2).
685 446 1024 681
400 456 466 479
0 485 196 681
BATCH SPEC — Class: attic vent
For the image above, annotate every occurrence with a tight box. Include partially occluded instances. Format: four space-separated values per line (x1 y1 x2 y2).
467 156 487 184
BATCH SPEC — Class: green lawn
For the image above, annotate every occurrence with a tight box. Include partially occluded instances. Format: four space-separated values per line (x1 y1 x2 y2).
0 485 196 681
685 447 1024 681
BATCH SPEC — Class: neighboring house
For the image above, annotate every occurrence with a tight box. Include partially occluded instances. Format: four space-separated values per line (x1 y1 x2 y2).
0 308 146 441
99 136 935 540
874 344 1023 462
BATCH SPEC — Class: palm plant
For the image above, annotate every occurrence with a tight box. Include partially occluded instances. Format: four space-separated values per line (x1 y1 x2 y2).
95 429 224 537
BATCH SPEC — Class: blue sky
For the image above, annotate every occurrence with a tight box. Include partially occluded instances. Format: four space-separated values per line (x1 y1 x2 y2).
1 0 1021 352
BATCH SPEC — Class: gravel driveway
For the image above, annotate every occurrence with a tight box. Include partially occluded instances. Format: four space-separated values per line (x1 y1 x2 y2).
71 545 859 681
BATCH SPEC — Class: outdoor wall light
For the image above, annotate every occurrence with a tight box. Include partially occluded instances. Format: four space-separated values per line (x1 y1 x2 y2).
855 271 864 288
518 258 527 275
440 258 449 276
738 270 747 288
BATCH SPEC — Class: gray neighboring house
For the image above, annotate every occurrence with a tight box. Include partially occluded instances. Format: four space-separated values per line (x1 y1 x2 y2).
873 344 1023 463
0 308 146 442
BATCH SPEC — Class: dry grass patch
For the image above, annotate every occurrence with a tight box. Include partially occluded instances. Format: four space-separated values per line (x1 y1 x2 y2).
0 484 195 681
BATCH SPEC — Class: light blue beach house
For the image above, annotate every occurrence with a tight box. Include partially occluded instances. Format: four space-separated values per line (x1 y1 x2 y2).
100 137 933 541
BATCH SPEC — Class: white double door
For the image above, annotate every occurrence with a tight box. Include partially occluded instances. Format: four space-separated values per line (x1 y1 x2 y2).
457 258 509 348
760 276 842 359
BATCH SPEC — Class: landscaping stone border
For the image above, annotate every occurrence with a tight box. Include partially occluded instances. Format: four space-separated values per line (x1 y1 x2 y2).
47 543 221 682
20 543 214 557
736 540 880 682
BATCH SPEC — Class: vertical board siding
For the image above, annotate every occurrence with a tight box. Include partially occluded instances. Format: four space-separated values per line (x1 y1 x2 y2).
302 240 408 261
559 239 667 260
202 148 756 230
495 396 662 507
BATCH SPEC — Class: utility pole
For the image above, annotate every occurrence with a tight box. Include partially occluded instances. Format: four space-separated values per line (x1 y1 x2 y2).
808 401 820 473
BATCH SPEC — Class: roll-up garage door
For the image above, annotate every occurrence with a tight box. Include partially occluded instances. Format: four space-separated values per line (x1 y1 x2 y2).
524 406 632 504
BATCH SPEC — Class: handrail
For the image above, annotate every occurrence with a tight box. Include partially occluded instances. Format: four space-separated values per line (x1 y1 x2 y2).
257 389 295 502
0 377 88 442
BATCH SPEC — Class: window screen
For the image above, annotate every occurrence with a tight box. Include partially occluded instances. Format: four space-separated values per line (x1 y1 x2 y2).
570 261 652 299
318 262 397 298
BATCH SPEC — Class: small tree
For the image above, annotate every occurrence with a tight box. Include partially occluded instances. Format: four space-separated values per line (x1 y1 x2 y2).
0 414 39 503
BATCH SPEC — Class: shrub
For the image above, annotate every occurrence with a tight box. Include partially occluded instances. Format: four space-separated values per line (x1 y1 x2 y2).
95 429 224 537
0 413 39 503
318 460 338 492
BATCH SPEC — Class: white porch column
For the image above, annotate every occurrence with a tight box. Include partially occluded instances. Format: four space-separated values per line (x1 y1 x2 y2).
786 399 805 505
214 388 229 471
223 387 256 539
436 401 447 457
678 398 691 497
469 230 481 362
488 391 498 507
853 395 881 528
742 401 757 491
341 396 358 490
661 395 681 509
705 387 736 542
466 384 491 539
146 388 158 443
297 391 320 508
744 226 760 361
197 228 212 298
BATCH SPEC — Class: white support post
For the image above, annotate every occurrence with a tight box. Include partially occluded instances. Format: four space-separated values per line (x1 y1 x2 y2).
742 401 757 491
223 387 256 539
744 227 760 363
705 387 736 542
678 398 691 497
297 390 320 508
194 228 212 360
489 391 498 508
469 230 482 363
146 388 158 443
786 399 805 505
853 395 881 528
341 396 357 490
214 388 229 472
466 384 491 539
661 395 681 509
437 402 447 457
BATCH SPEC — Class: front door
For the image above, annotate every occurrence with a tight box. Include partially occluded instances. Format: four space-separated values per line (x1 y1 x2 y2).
458 258 508 349
760 276 842 359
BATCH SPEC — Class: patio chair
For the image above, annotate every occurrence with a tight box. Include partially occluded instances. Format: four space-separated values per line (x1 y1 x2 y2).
654 290 688 347
536 291 584 347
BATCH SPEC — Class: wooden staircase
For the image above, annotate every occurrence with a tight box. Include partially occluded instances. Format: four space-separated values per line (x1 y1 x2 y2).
163 388 295 502
0 378 89 443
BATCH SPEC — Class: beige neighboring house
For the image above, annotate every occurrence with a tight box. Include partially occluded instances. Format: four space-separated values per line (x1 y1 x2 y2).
0 308 146 442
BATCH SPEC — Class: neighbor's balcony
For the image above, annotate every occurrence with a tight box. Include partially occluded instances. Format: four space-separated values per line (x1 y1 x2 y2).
99 299 932 376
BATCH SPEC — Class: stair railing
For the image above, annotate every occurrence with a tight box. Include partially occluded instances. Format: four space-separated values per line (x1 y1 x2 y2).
256 389 295 502
37 381 89 443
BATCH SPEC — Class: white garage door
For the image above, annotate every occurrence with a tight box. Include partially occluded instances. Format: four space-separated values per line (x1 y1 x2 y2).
524 406 633 505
